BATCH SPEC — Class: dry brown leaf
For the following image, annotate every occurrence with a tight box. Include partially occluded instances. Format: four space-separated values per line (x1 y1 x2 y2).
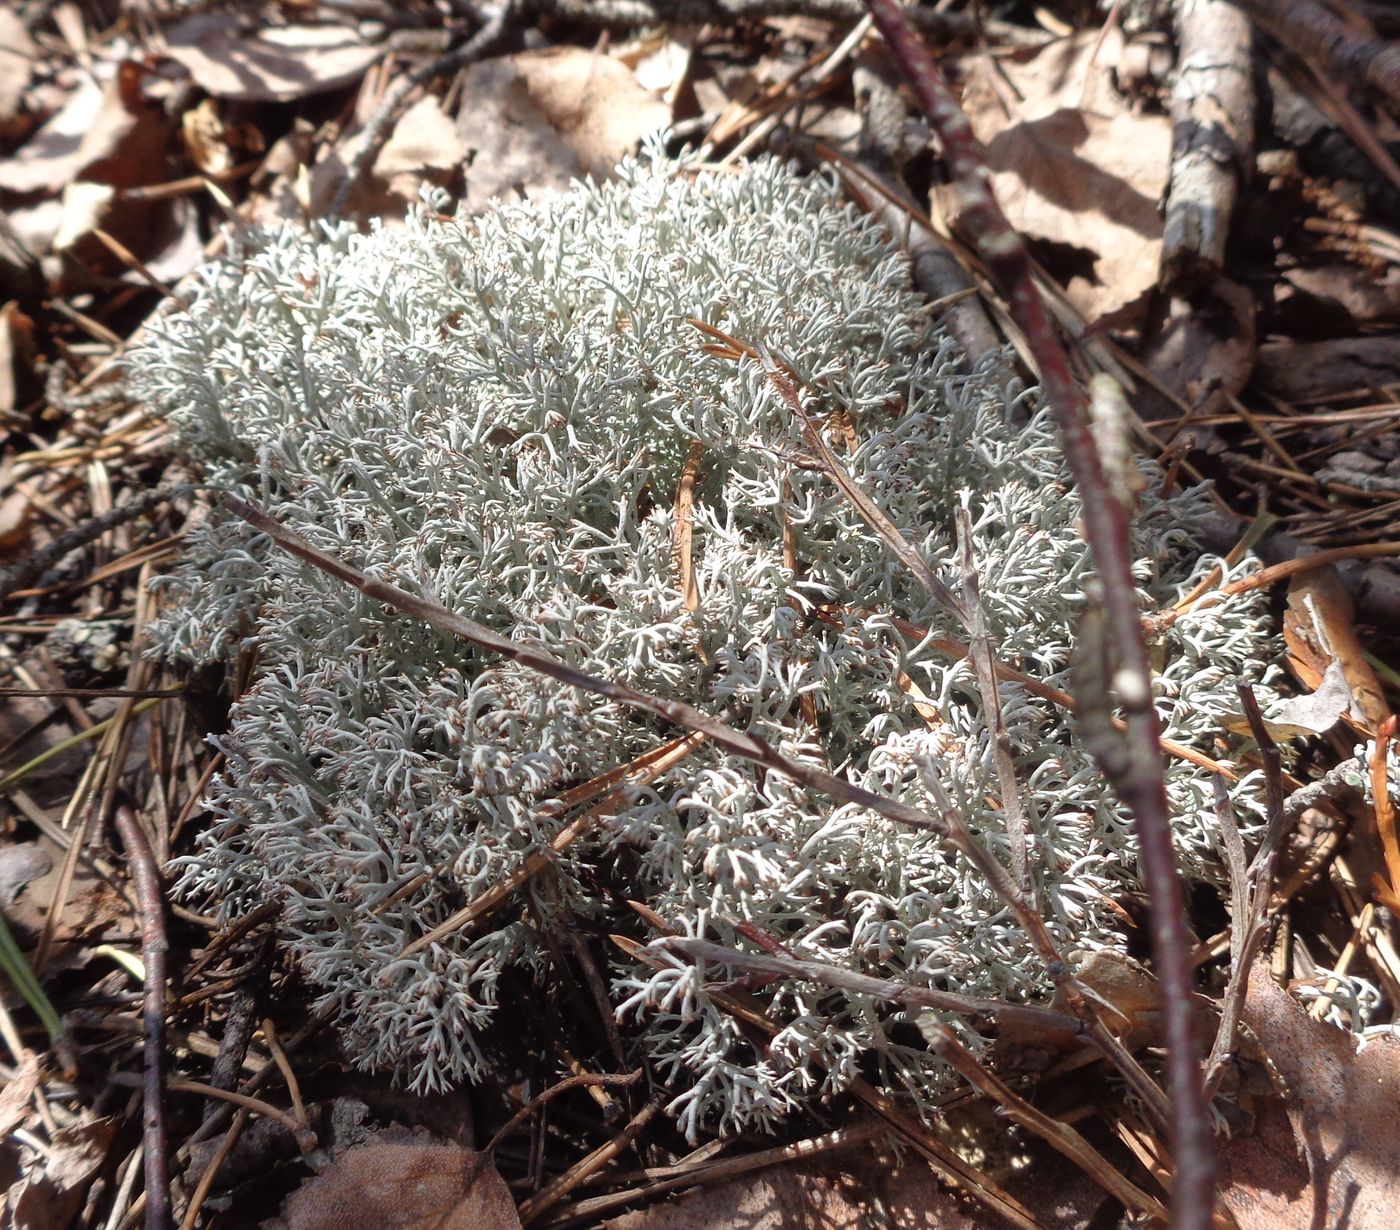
603 1146 1106 1229
0 12 37 127
0 77 104 195
456 48 671 209
1272 262 1400 334
273 1139 521 1230
958 30 1170 328
0 841 50 908
1284 564 1391 732
162 15 382 103
1248 658 1356 739
9 1117 117 1230
371 95 468 207
1218 965 1400 1230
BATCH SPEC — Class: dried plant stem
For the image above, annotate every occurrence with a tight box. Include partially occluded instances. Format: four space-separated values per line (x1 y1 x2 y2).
1204 684 1289 1100
485 1070 643 1155
395 731 707 960
224 496 1178 1135
177 1109 249 1230
223 497 986 873
542 1123 886 1227
617 923 1045 1230
113 804 172 1230
928 1023 1169 1221
956 505 1033 892
517 1100 660 1226
862 3 1214 1225
660 936 1082 1035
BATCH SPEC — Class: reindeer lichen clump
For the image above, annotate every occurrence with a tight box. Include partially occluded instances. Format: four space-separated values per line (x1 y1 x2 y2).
130 157 1276 1136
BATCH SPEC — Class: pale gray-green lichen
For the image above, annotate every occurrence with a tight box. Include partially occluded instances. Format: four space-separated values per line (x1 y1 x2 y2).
130 156 1278 1137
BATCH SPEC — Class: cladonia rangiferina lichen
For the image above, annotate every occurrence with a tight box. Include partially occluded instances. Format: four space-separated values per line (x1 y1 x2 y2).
130 157 1279 1137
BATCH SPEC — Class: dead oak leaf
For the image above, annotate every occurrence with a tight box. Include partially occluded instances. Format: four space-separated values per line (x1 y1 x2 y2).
958 30 1169 329
456 47 672 209
1218 964 1400 1230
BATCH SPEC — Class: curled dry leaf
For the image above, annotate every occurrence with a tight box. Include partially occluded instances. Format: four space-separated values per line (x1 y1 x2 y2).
1284 564 1391 732
8 1117 117 1230
373 95 467 205
1255 658 1356 739
1140 276 1256 426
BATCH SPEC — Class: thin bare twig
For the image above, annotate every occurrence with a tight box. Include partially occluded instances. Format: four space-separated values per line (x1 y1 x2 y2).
660 935 1083 1035
617 918 1046 1230
221 496 1002 874
1203 684 1291 1100
225 494 1168 1127
485 1070 643 1155
113 804 172 1230
0 484 191 601
517 1100 660 1226
862 4 1214 1224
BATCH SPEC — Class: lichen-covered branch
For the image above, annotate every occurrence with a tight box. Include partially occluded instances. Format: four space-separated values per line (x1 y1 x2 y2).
1161 0 1257 293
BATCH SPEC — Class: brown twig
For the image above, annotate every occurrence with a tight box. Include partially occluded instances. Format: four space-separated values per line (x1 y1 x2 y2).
113 803 172 1230
541 1123 885 1227
955 504 1033 892
485 1069 643 1155
227 493 1171 1128
1202 685 1290 1100
660 935 1084 1035
0 483 191 601
222 495 990 871
517 1100 660 1226
1232 0 1400 113
395 731 706 960
862 3 1214 1224
928 1023 1169 1221
616 918 1046 1230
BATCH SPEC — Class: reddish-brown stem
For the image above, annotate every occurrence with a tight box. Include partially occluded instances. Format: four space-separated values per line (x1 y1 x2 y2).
861 4 1214 1227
